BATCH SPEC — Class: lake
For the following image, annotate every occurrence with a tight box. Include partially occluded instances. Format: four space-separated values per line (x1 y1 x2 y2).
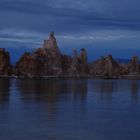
0 78 140 140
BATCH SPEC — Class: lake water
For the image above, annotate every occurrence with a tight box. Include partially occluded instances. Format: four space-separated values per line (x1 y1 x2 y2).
0 78 140 140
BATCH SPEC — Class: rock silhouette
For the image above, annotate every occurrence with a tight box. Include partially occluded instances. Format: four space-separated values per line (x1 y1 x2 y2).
16 32 89 77
129 56 139 73
0 32 140 79
16 32 63 77
0 48 12 76
90 55 129 78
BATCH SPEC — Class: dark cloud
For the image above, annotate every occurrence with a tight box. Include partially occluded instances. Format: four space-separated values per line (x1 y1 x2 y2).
0 0 140 61
0 0 140 34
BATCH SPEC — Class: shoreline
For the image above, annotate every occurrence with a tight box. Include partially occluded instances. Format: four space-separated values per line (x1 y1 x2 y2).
0 74 140 80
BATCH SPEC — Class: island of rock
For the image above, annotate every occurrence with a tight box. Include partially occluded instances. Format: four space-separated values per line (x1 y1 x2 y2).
0 32 140 79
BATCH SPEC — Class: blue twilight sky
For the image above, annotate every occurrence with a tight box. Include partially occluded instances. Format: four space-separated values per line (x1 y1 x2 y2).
1 0 140 63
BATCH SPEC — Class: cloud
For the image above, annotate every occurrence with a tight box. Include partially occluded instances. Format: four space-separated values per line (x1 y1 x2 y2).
1 0 140 21
57 30 140 47
0 0 140 63
0 28 140 49
0 0 140 40
0 0 140 58
1 0 140 23
0 28 44 46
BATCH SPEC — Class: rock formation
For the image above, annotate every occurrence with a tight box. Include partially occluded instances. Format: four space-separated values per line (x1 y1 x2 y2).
0 48 12 76
16 32 63 77
16 52 39 77
128 56 139 73
43 32 61 56
39 31 62 75
61 54 73 75
80 48 87 64
16 32 89 77
0 32 140 79
90 55 128 78
66 48 89 76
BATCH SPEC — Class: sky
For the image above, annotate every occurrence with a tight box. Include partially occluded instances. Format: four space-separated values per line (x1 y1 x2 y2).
0 0 140 63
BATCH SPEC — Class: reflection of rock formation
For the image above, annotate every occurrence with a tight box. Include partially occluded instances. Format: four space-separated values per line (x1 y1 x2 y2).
95 80 114 101
16 78 88 121
16 79 61 101
90 80 140 102
90 80 122 101
0 79 10 104
131 80 139 101
17 78 88 103
70 79 87 101
16 79 61 122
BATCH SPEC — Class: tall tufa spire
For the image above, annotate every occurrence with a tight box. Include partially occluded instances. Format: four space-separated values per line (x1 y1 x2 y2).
43 32 61 55
49 32 54 38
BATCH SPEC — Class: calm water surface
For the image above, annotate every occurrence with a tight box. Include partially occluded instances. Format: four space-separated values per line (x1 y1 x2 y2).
0 78 140 140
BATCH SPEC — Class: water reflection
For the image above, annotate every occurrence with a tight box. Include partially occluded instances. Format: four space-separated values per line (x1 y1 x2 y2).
16 78 87 102
0 79 140 140
131 80 139 101
90 80 140 102
0 78 139 105
70 79 87 101
90 80 115 101
0 78 10 104
99 80 114 101
16 78 88 121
